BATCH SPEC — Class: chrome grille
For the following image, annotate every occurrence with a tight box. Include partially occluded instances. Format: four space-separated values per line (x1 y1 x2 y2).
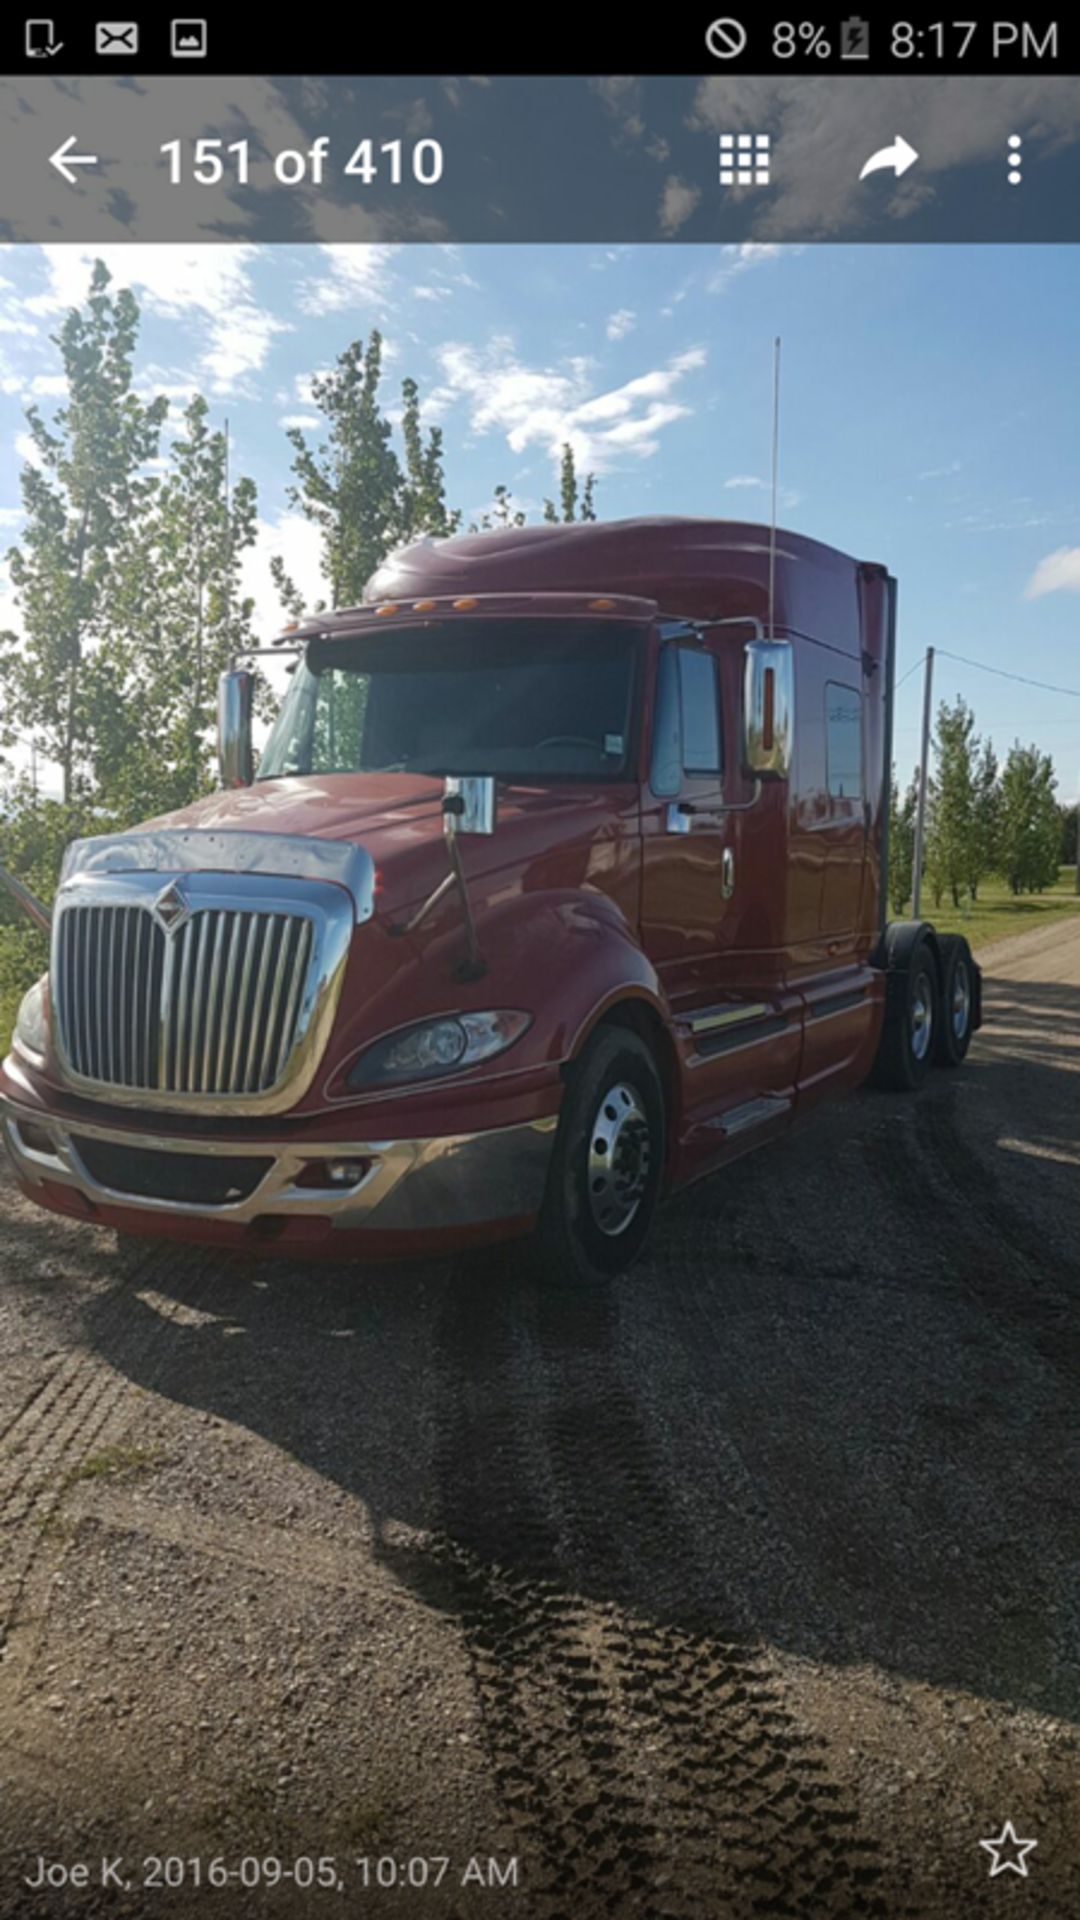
55 904 314 1098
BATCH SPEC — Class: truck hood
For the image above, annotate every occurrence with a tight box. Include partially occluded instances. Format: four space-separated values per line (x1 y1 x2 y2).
143 774 449 846
139 773 638 921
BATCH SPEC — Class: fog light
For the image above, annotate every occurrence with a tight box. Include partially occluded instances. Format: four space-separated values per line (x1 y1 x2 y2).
295 1159 369 1191
19 1120 55 1156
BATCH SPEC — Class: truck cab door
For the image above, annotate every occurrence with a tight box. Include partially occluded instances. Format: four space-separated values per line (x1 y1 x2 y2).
640 628 801 1163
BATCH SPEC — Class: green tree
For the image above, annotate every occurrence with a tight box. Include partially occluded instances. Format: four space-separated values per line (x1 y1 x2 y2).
399 377 460 542
0 262 168 801
926 698 985 910
1058 801 1077 868
284 333 401 610
969 737 1000 902
95 397 259 817
887 766 918 914
281 335 457 612
471 484 528 532
543 443 598 523
998 743 1061 894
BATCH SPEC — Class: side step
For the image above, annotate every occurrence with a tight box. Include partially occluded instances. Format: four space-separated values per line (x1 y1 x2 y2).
698 1093 793 1139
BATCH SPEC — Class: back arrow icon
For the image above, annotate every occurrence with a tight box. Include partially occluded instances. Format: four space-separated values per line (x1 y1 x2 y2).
859 137 919 181
50 136 100 186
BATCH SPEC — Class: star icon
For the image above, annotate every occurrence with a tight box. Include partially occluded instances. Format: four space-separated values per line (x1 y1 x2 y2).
979 1820 1038 1877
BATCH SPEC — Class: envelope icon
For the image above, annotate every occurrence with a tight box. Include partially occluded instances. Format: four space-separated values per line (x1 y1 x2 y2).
96 21 139 53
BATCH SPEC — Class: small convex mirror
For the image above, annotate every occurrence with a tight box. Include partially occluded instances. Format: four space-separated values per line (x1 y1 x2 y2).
443 775 497 836
744 639 793 781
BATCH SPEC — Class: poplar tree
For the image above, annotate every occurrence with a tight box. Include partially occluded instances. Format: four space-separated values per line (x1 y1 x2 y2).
275 337 457 614
887 767 918 914
927 698 983 909
0 262 168 801
543 443 598 522
998 744 1060 894
95 397 259 816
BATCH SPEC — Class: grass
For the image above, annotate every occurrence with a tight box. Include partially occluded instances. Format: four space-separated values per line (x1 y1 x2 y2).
914 865 1080 952
56 1441 167 1495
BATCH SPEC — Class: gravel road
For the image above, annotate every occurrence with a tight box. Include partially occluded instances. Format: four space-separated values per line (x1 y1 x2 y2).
0 918 1078 1920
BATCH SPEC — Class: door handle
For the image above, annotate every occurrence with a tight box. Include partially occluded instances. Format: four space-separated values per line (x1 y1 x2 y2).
721 848 735 899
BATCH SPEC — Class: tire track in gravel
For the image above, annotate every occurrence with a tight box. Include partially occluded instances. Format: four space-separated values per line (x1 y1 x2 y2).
609 1275 896 1920
412 1273 891 1920
0 1233 233 1716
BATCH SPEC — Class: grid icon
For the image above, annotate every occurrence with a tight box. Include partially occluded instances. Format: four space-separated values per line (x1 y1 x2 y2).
719 133 771 189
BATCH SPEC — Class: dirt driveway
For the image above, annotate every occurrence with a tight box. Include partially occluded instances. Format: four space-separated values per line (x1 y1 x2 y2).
1 919 1078 1919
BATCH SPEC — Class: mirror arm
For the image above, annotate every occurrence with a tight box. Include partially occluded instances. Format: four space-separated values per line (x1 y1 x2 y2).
444 831 488 983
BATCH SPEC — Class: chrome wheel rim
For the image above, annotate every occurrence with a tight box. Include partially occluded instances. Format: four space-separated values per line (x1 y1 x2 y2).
587 1081 652 1236
910 970 934 1062
951 961 971 1040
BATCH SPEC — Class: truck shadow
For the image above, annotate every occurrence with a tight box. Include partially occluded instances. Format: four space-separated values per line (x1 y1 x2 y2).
3 966 1079 1904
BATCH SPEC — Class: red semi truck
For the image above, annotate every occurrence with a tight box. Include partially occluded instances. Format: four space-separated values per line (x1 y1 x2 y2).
1 518 979 1285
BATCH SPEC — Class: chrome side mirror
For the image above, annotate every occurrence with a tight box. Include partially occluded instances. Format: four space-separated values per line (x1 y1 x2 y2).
443 775 496 837
744 639 793 781
217 669 255 789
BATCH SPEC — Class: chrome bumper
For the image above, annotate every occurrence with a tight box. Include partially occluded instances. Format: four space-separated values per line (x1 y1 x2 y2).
0 1096 557 1234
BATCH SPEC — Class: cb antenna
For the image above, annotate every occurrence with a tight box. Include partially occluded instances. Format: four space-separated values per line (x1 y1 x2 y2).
769 336 781 639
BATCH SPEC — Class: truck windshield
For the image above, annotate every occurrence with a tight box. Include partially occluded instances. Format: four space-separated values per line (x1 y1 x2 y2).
258 619 639 782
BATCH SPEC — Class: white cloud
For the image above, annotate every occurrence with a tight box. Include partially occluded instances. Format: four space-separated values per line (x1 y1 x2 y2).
296 244 401 315
430 337 706 472
659 177 700 235
279 413 321 431
709 243 801 292
606 309 636 341
1025 548 1080 598
0 372 67 399
0 507 22 528
723 473 801 510
918 460 964 481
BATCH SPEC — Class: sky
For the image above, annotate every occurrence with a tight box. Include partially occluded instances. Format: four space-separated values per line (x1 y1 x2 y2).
0 239 1078 796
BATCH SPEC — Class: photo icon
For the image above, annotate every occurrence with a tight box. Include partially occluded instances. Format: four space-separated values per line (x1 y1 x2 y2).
170 18 207 58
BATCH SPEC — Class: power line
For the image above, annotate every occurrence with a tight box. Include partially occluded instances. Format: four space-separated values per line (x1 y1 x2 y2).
894 657 923 692
933 648 1080 701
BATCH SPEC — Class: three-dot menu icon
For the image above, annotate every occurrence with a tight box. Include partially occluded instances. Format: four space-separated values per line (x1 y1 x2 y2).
1008 135 1022 186
719 134 771 189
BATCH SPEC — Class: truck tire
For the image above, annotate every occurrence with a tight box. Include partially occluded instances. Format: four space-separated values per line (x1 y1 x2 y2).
934 933 975 1067
871 933 939 1093
532 1027 665 1287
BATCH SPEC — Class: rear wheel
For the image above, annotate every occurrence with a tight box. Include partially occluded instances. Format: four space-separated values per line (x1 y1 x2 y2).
934 933 975 1067
532 1027 665 1288
871 933 940 1092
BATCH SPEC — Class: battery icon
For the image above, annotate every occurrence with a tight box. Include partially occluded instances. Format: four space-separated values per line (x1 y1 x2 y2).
840 17 870 58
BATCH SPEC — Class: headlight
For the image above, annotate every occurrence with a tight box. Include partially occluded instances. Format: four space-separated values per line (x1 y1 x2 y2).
14 974 49 1062
348 1010 532 1089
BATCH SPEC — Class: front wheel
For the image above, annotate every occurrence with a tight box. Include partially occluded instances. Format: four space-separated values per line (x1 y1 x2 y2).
531 1027 665 1288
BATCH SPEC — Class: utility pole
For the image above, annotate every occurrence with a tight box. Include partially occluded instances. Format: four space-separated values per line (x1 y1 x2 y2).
911 646 935 918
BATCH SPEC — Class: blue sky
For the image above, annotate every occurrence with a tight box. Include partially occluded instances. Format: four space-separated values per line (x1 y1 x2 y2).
1 241 1078 795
